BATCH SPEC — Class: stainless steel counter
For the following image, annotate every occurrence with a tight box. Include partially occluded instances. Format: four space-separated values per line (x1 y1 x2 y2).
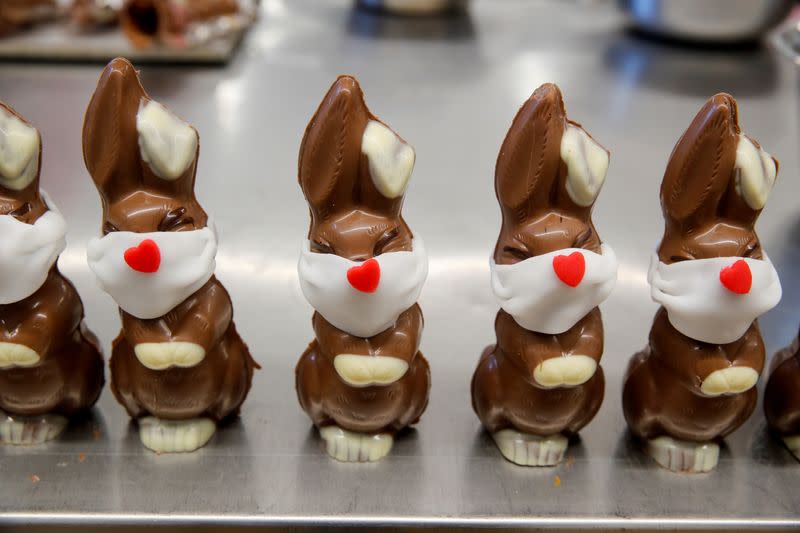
0 0 799 530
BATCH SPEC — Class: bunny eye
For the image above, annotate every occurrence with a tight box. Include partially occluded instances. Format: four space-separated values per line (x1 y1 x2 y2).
311 240 334 254
503 246 531 262
572 227 594 249
7 202 30 220
373 227 400 256
669 255 692 263
103 221 119 234
158 207 193 232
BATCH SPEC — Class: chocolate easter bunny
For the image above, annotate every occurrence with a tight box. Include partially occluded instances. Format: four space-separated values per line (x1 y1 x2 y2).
0 102 104 445
764 328 800 460
0 0 63 36
623 93 781 473
83 58 257 453
295 76 430 462
471 84 615 466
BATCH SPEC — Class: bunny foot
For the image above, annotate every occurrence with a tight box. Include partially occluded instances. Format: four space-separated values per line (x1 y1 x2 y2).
138 416 216 453
0 411 67 445
783 436 800 460
319 425 393 462
492 429 568 466
647 436 719 473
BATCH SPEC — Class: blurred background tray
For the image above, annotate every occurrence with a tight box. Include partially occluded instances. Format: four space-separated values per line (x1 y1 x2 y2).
0 0 799 530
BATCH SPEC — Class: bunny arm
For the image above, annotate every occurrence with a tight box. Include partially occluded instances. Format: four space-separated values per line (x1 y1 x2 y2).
120 276 232 356
0 268 84 360
311 304 423 365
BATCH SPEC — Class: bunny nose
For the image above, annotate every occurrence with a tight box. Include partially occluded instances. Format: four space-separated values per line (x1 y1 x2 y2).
719 259 752 294
347 258 381 293
124 239 161 273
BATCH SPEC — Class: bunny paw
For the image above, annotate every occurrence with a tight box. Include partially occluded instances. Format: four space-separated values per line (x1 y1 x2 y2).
492 429 568 466
700 367 759 396
319 425 393 462
647 436 719 473
138 417 216 453
533 355 597 388
0 411 67 445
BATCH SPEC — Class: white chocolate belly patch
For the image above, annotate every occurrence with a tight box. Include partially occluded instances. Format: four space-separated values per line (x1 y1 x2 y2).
138 416 215 453
0 343 40 369
134 342 205 371
533 355 597 388
700 367 759 396
333 354 409 387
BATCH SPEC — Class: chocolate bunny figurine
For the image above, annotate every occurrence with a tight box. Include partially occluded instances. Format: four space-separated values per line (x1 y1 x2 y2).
296 76 430 462
0 101 104 444
471 83 616 466
84 58 257 453
623 94 782 473
765 328 800 460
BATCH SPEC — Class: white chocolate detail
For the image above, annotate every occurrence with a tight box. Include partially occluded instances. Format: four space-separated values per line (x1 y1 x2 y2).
649 252 782 344
492 429 568 467
134 342 205 371
0 343 40 369
138 416 216 453
87 221 217 320
647 436 719 473
0 412 67 445
361 120 415 199
298 236 428 338
333 354 409 387
783 435 800 460
700 367 759 396
0 107 39 191
560 123 609 207
137 100 198 181
0 191 66 305
490 244 617 335
319 425 394 462
734 135 776 210
533 355 597 388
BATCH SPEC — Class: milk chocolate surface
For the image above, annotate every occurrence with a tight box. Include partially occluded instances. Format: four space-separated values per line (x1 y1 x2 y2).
622 93 771 443
764 330 800 438
295 76 429 435
83 58 256 422
0 102 104 418
471 83 606 437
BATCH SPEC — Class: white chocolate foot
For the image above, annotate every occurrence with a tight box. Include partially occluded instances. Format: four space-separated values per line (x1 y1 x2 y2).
647 436 719 473
492 429 568 466
700 367 759 396
0 412 67 445
533 355 597 388
783 435 800 460
319 425 393 462
138 417 216 453
134 342 205 370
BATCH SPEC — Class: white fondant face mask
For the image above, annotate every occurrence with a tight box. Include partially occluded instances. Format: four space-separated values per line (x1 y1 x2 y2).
0 192 66 304
649 253 782 344
87 223 217 319
490 244 618 334
298 237 428 338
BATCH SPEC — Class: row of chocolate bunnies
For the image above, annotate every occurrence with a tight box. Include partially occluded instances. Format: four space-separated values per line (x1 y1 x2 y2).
0 58 794 473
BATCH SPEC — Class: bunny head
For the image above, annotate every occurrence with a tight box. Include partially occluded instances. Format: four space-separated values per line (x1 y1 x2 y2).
493 83 610 265
83 57 208 235
299 76 415 262
0 101 45 219
658 93 777 264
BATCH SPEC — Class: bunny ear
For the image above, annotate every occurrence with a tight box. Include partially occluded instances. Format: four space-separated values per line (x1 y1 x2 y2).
298 75 369 219
660 93 739 227
83 57 148 202
495 83 566 220
0 101 40 192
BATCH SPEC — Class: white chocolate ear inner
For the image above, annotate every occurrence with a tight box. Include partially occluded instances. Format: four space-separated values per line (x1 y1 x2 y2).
560 123 609 207
734 135 776 210
361 120 415 199
0 107 39 191
137 100 198 181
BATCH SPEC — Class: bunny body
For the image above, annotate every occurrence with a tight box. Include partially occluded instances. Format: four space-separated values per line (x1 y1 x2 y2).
295 76 430 462
83 58 256 452
0 102 104 445
622 94 777 473
764 333 800 459
471 84 611 466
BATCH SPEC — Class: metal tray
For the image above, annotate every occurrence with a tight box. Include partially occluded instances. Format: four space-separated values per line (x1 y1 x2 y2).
0 0 798 530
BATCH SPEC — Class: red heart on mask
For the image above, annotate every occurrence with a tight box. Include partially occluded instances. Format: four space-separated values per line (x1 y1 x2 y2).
347 258 380 293
124 239 161 273
553 251 585 287
719 259 752 294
